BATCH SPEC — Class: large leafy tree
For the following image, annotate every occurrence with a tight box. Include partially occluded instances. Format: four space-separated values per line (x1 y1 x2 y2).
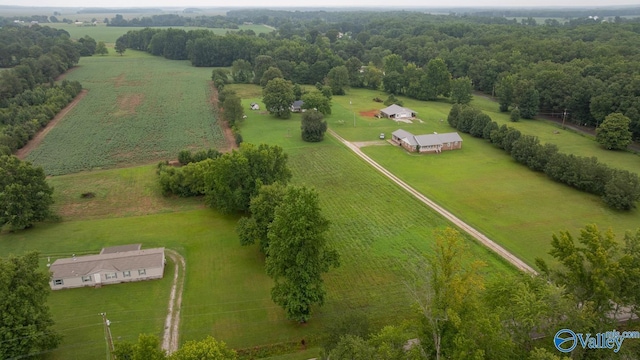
301 110 328 142
231 59 253 84
326 65 350 95
204 143 291 214
596 112 633 150
263 78 295 119
0 252 61 359
221 94 244 127
535 224 637 324
236 182 287 254
301 90 331 115
450 76 473 104
0 155 54 230
265 186 340 323
424 57 452 100
405 228 512 360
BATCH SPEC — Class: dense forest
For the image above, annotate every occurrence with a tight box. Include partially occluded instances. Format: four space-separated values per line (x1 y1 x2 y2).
0 24 87 155
117 10 640 140
107 14 239 29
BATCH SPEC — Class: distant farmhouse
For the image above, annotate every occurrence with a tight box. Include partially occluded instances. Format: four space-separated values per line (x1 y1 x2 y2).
380 105 417 120
49 244 165 290
291 100 305 112
392 129 463 153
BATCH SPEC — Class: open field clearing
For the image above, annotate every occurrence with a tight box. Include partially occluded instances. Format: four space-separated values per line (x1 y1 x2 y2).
321 88 640 266
26 51 227 175
48 23 274 43
48 165 204 220
2 107 514 358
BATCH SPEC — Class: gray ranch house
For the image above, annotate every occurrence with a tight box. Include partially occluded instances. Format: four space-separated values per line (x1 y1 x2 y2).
380 104 417 119
49 244 165 290
392 129 463 153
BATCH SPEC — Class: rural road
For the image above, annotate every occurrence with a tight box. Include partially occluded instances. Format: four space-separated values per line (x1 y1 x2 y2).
162 249 186 354
328 129 537 274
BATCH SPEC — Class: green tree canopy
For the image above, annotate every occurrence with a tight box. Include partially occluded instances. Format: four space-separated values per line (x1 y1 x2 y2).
327 65 350 95
236 182 287 254
260 66 284 87
301 90 331 115
301 110 328 142
450 76 473 104
204 143 292 214
0 252 61 358
221 94 244 127
596 112 633 150
265 186 340 323
95 41 108 55
0 155 54 230
262 78 295 119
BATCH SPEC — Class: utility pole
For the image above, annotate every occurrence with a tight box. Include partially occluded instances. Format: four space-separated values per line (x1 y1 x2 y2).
561 108 567 129
101 312 115 360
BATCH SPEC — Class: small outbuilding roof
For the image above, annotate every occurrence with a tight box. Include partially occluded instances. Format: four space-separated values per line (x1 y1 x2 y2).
50 247 164 278
380 104 416 116
292 100 304 108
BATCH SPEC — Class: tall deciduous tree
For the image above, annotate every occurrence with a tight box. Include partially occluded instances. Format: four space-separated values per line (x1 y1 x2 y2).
496 75 515 112
535 224 630 324
424 58 452 100
301 90 331 115
236 182 287 254
596 112 633 150
450 76 473 104
204 143 291 214
265 186 339 323
0 155 54 230
404 228 490 360
326 65 350 95
301 110 328 142
95 41 108 55
260 66 284 87
115 38 126 56
263 78 295 119
221 94 244 127
231 59 253 84
0 252 61 359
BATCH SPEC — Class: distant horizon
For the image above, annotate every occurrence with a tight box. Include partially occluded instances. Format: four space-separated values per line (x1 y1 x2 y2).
1 1 640 10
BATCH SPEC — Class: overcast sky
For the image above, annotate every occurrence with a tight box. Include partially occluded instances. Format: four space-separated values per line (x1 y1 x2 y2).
2 0 640 8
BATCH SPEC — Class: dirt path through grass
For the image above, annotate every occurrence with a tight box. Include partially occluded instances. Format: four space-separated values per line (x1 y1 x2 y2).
328 129 537 274
162 249 186 354
15 89 88 160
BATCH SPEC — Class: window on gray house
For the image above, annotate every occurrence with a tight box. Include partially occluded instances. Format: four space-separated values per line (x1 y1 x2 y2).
138 269 146 275
82 276 92 282
53 279 63 285
123 271 131 277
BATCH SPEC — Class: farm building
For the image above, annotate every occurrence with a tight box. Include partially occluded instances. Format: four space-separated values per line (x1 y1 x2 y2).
380 105 417 119
49 244 165 290
250 103 260 110
392 129 463 153
291 100 305 112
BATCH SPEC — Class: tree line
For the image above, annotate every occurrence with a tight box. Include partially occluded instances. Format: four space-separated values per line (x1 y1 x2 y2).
116 12 640 139
447 104 640 210
107 13 239 29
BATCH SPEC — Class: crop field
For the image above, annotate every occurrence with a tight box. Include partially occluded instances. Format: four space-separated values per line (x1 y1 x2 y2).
48 23 274 43
26 50 227 175
323 88 640 265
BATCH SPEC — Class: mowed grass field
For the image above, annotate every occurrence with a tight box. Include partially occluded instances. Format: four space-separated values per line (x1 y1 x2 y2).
323 88 640 265
47 23 274 44
26 50 227 175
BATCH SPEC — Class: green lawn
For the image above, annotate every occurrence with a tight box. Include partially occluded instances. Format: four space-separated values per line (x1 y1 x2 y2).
27 50 227 175
323 88 640 266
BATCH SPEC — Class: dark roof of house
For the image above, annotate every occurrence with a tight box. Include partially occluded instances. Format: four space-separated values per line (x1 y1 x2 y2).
292 100 304 108
380 104 416 116
50 247 164 278
100 244 141 254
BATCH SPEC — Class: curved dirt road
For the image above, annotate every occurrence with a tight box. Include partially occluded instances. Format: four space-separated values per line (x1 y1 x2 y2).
328 129 536 274
162 249 186 354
